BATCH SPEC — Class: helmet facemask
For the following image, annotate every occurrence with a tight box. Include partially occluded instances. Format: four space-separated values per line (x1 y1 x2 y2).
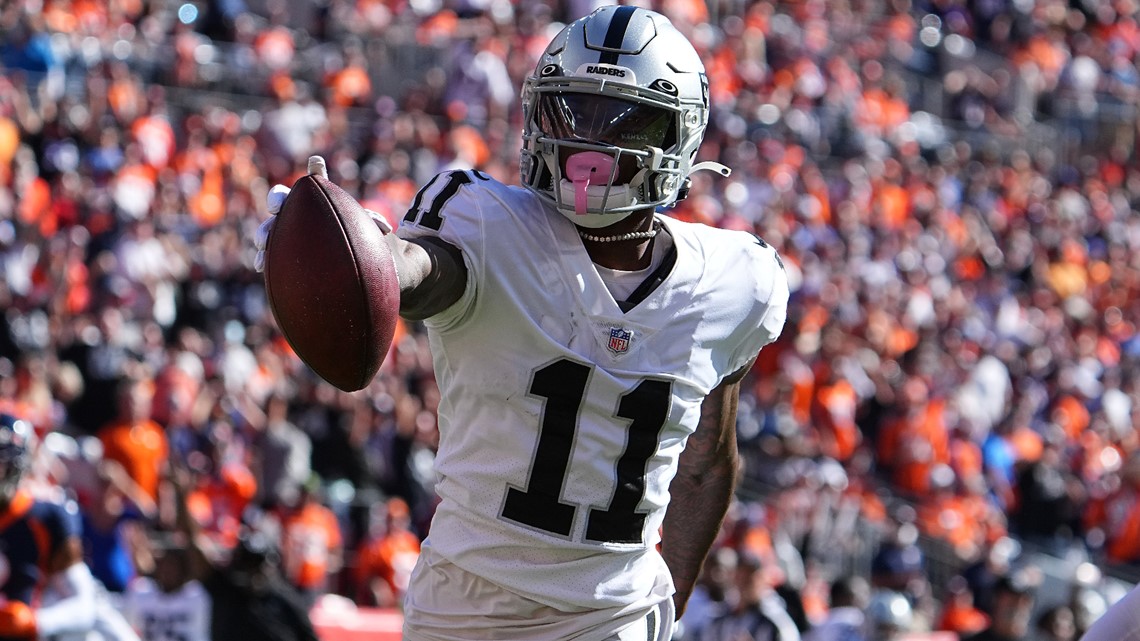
522 74 695 228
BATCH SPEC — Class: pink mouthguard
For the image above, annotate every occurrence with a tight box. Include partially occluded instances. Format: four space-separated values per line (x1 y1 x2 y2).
564 152 615 215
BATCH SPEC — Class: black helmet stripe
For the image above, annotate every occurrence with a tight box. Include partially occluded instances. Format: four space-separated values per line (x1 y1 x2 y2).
598 6 636 65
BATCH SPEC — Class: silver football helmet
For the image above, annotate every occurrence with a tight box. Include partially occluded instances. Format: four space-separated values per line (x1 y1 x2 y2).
520 6 730 228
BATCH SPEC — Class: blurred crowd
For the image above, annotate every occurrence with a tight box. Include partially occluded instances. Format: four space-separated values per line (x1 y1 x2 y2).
4 0 1140 639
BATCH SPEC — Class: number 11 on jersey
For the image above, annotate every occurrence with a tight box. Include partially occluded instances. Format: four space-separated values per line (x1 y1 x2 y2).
501 359 671 545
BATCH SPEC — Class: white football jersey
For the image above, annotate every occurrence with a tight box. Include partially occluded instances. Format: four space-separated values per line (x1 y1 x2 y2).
121 578 211 641
397 171 788 611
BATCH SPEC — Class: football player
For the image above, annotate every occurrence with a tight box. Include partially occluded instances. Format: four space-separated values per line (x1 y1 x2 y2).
255 6 788 640
0 414 102 640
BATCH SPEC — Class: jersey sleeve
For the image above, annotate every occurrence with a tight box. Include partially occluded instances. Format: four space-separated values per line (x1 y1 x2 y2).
727 236 789 375
395 169 492 331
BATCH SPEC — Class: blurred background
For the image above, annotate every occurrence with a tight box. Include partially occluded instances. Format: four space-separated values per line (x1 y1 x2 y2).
3 0 1140 639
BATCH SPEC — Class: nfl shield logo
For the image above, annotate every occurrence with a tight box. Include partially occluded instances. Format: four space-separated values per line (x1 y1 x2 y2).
607 327 633 354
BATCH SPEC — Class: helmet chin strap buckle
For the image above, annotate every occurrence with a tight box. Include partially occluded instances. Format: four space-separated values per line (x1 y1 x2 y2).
565 152 616 215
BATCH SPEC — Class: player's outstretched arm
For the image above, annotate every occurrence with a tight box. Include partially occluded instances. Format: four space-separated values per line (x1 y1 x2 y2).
255 156 468 322
1081 584 1140 641
660 359 752 619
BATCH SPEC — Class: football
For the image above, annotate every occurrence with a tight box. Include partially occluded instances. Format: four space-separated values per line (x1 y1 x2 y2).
263 174 400 392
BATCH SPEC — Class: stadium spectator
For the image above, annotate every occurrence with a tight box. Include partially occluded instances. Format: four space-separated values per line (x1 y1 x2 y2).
1093 451 1140 565
702 551 802 641
961 567 1043 641
250 391 312 509
1010 427 1085 552
936 575 990 638
80 460 156 593
185 455 258 551
677 546 739 641
278 475 343 605
1035 604 1078 641
121 537 212 641
865 590 914 641
170 461 320 641
802 575 872 641
98 375 169 503
352 497 420 609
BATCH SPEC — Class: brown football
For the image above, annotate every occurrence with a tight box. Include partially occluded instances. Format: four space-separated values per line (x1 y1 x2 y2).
263 174 400 392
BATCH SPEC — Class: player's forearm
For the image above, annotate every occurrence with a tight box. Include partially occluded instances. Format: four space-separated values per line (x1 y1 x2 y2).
661 379 742 618
661 456 737 606
384 234 467 321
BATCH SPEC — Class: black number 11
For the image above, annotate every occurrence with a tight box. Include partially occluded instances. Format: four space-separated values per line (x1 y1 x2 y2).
501 359 671 544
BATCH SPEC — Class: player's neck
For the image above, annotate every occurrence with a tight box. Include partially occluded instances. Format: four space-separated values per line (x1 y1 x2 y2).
579 212 658 271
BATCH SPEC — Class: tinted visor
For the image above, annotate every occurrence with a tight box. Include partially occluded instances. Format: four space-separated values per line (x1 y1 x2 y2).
538 93 677 150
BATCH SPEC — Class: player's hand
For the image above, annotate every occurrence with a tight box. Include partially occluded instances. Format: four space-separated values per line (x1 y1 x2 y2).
254 155 392 273
0 600 37 639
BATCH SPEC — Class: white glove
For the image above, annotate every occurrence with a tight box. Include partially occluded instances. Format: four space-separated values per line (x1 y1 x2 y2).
253 155 392 273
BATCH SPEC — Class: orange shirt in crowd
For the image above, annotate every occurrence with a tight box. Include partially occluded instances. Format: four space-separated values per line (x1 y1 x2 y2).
187 464 257 549
939 593 990 636
1008 425 1044 466
0 115 18 182
254 25 295 70
813 378 860 462
18 175 54 238
1052 394 1091 442
282 501 343 590
949 436 984 484
326 65 372 108
878 399 950 496
917 490 1004 554
98 419 169 501
130 114 176 170
355 530 421 607
873 179 910 230
1101 487 1140 564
